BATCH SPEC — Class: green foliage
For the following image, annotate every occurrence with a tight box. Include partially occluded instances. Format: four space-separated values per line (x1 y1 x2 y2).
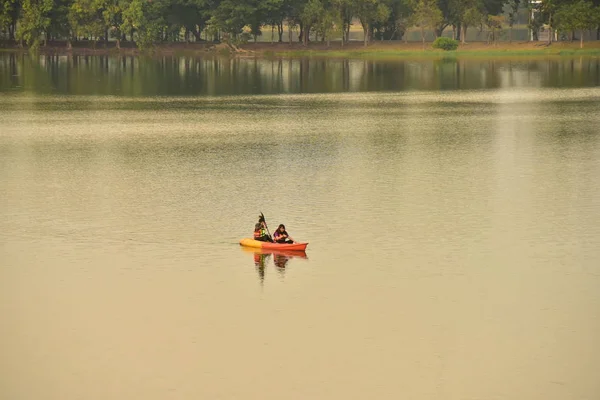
506 0 520 27
372 0 413 40
16 0 55 48
482 0 504 15
300 0 322 27
6 0 600 50
68 0 105 41
556 0 597 31
412 0 443 44
121 0 165 49
354 0 390 45
555 0 597 47
1 0 20 37
432 35 458 49
211 0 256 38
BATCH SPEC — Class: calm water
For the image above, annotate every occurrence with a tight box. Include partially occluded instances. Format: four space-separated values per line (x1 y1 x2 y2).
1 54 600 400
2 53 600 95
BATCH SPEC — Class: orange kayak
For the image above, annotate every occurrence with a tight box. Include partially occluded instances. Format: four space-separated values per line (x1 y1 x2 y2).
239 238 308 251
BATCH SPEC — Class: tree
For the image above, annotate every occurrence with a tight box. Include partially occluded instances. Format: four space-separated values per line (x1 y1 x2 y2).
100 0 126 48
209 0 255 40
462 1 484 43
1 0 21 40
482 0 505 15
17 0 55 48
69 0 105 46
120 0 166 49
540 0 560 44
449 0 484 43
373 0 413 41
299 0 322 45
355 0 390 46
330 0 352 44
261 0 285 42
555 0 597 47
594 0 600 39
433 0 451 38
412 0 443 49
47 0 73 42
486 13 504 44
507 0 520 42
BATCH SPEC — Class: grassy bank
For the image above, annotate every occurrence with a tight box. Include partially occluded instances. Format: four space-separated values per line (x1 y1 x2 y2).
2 39 600 59
249 40 600 59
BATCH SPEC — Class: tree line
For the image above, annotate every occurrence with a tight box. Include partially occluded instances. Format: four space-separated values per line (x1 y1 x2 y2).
1 0 599 49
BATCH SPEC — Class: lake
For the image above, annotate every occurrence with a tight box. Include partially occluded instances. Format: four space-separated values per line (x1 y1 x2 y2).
1 53 600 400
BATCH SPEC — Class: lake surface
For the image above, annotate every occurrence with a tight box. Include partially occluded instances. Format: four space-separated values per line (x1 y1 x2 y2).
1 54 600 400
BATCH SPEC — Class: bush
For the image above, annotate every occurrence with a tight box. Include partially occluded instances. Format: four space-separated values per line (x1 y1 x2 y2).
432 37 459 51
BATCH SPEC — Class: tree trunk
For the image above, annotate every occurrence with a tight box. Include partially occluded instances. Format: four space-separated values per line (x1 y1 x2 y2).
421 27 425 50
462 26 467 44
547 12 552 45
305 25 311 46
363 24 368 47
580 30 584 48
509 26 512 43
277 22 283 42
346 23 350 45
389 26 397 41
192 28 201 41
288 21 293 44
302 25 309 46
116 38 120 50
299 24 304 43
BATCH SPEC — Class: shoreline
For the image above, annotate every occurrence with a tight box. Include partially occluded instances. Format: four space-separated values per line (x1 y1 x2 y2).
2 40 600 58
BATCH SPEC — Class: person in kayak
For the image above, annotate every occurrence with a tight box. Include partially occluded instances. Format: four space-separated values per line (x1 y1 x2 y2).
273 224 295 244
254 222 273 242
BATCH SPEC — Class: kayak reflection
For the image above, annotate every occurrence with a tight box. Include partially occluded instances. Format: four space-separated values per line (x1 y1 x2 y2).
240 246 308 284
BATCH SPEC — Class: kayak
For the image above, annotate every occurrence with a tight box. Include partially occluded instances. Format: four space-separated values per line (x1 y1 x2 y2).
240 245 308 259
239 238 308 251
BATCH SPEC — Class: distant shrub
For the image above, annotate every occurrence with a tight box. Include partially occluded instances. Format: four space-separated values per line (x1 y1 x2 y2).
432 37 459 51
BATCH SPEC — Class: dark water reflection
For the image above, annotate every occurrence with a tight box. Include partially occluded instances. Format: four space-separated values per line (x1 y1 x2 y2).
241 246 308 284
1 53 599 96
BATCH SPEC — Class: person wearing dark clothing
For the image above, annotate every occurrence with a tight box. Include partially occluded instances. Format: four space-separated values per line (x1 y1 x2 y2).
273 224 294 244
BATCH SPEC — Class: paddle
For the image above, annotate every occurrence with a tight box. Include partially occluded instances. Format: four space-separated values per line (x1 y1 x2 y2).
259 212 273 241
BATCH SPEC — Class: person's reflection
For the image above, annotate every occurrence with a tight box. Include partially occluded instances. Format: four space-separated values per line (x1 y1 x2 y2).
253 252 271 285
273 254 290 277
242 247 307 284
